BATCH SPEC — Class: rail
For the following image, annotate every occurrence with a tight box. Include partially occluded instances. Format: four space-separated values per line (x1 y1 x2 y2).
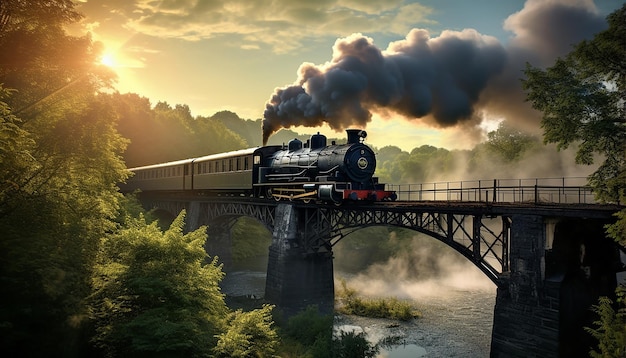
386 177 596 204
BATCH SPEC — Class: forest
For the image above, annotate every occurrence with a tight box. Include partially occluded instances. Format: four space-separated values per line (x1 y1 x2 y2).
0 1 623 357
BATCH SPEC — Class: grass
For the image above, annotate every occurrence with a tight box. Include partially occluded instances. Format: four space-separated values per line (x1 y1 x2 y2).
336 280 421 321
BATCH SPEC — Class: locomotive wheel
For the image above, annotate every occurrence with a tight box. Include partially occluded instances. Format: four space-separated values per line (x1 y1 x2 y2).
267 188 280 201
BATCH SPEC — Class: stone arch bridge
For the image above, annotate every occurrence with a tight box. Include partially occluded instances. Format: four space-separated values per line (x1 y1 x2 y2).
138 191 623 358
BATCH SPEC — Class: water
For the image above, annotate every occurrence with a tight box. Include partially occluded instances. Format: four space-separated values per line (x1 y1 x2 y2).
379 344 427 357
333 281 495 357
220 257 496 357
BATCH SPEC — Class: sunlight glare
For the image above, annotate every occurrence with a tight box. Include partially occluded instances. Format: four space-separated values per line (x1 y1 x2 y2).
100 53 116 67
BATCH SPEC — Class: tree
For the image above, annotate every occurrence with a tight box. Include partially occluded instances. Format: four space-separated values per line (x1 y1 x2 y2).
90 211 228 357
522 5 626 205
110 94 248 167
0 91 127 356
213 304 279 358
486 121 539 161
585 286 626 358
523 5 626 356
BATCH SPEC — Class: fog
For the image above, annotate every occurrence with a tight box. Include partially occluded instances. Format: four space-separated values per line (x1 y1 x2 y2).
334 229 495 301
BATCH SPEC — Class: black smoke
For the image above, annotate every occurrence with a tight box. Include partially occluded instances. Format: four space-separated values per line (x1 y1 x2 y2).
263 29 506 144
480 0 608 133
262 0 611 144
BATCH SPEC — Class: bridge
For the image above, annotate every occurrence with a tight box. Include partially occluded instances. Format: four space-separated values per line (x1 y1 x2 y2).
136 177 624 358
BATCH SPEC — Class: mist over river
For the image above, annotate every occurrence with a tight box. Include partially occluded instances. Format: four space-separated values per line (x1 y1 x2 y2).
220 248 497 357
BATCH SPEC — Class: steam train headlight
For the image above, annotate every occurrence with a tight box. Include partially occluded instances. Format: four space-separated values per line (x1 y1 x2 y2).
357 157 368 170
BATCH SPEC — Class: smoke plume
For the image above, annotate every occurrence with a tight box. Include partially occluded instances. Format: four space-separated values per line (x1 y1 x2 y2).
263 30 506 144
262 0 609 144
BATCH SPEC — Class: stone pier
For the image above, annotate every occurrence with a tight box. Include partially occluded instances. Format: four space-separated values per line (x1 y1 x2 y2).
265 204 334 318
490 215 620 357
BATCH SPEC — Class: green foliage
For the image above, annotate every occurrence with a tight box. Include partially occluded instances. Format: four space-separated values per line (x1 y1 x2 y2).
486 121 539 161
212 110 310 147
214 304 279 357
231 217 272 262
90 211 228 357
111 94 248 167
0 0 115 114
332 331 379 358
585 286 626 358
523 8 626 354
0 86 36 210
278 304 381 358
336 280 420 321
374 146 410 183
0 4 128 351
606 210 626 247
522 5 626 205
279 305 333 358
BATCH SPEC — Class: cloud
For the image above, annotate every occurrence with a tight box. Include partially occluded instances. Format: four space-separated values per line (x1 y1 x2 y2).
262 0 612 142
480 0 607 132
77 0 437 53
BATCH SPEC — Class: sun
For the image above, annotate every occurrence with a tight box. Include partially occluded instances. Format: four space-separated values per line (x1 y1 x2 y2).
100 53 116 67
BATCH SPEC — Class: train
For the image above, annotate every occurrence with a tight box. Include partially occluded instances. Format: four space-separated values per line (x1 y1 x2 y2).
119 129 397 203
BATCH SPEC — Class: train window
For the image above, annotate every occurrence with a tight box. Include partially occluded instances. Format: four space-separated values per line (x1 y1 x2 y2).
214 161 219 173
254 155 260 165
221 160 226 172
236 157 241 171
244 156 249 170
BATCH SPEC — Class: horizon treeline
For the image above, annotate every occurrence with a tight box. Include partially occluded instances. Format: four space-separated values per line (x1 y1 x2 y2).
113 95 596 182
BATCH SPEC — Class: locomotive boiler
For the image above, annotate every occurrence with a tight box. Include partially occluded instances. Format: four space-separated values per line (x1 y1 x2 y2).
260 129 396 202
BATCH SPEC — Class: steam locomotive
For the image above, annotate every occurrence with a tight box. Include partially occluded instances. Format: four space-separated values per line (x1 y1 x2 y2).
120 129 396 203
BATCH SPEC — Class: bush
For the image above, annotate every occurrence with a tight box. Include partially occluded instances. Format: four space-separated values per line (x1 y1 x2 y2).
336 280 420 321
332 331 379 358
213 304 279 358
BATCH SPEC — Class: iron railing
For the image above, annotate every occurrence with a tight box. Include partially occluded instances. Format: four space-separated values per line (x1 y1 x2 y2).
386 177 596 204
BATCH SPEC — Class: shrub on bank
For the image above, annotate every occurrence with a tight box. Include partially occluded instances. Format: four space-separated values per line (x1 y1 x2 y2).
336 280 421 321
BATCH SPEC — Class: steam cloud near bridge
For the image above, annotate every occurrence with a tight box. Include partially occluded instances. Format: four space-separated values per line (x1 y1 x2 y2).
262 0 608 145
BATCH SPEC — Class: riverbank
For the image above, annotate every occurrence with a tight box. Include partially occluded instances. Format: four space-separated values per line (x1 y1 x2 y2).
334 287 495 357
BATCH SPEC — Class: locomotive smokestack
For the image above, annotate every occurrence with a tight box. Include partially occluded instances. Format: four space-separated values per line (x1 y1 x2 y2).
346 129 366 144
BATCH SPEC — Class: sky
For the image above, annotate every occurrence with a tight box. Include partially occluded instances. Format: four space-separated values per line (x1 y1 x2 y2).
72 0 624 151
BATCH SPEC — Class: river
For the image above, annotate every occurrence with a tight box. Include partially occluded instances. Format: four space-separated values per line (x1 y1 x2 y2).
220 255 497 357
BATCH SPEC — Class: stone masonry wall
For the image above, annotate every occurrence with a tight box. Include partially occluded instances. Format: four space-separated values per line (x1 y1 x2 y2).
491 214 560 357
265 204 334 318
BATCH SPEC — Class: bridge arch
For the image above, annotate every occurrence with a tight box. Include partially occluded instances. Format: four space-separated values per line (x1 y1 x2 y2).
298 205 510 286
331 222 503 285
